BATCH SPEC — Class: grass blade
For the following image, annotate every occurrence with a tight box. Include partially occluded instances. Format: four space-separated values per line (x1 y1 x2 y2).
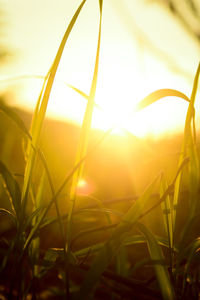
0 208 16 226
160 174 173 270
23 128 111 253
173 63 200 234
67 83 102 110
160 174 173 249
21 0 87 216
137 222 174 300
134 88 189 111
0 101 31 139
0 161 21 220
67 0 103 246
116 244 128 277
79 174 160 299
185 63 200 220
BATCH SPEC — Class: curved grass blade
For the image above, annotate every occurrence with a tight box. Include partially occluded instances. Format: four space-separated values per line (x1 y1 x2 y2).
79 174 160 299
74 234 175 260
24 206 45 230
137 222 174 300
0 101 31 139
177 237 200 293
178 213 200 249
134 89 189 112
0 161 21 220
0 208 16 226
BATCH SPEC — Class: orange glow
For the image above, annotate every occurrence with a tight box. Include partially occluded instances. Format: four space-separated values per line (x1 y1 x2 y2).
76 179 94 196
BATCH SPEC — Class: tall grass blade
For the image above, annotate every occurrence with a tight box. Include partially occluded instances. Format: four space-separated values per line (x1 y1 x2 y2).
79 174 160 299
160 174 173 270
30 171 46 276
137 222 174 300
134 88 189 112
173 63 200 233
21 0 87 216
67 0 103 246
160 174 173 249
185 63 200 220
116 245 128 276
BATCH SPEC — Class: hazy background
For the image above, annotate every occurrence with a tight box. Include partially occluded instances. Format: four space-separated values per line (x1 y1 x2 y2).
0 0 200 137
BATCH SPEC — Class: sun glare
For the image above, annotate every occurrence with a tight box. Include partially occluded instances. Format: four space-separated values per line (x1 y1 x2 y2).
76 179 94 196
4 0 200 140
19 59 192 140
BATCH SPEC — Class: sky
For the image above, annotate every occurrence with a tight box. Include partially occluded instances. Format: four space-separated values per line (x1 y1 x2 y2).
1 0 200 137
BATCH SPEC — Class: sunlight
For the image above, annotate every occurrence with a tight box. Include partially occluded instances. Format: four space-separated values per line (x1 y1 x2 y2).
19 64 191 139
76 179 94 196
3 0 200 142
5 0 197 139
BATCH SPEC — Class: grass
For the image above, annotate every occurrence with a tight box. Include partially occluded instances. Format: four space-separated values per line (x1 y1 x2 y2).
0 0 200 299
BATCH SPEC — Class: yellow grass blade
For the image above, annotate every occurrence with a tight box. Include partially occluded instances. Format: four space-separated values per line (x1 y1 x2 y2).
67 0 103 246
160 174 173 250
173 63 200 231
21 0 87 216
134 88 189 111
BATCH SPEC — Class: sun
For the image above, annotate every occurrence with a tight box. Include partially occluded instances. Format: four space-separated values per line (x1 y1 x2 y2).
20 60 191 139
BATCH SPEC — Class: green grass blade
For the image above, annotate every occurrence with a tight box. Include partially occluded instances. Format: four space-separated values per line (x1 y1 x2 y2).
0 161 21 220
134 88 189 112
160 174 174 270
79 174 160 299
137 222 174 300
116 245 128 276
30 170 46 275
177 237 200 293
160 174 173 250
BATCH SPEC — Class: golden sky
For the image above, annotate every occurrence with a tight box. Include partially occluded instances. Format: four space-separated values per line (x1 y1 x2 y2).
1 0 200 137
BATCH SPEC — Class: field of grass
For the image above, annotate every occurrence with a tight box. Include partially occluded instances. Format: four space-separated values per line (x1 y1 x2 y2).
0 1 200 299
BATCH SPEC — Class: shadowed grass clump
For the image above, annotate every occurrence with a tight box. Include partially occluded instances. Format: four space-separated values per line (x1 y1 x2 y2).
0 1 200 299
